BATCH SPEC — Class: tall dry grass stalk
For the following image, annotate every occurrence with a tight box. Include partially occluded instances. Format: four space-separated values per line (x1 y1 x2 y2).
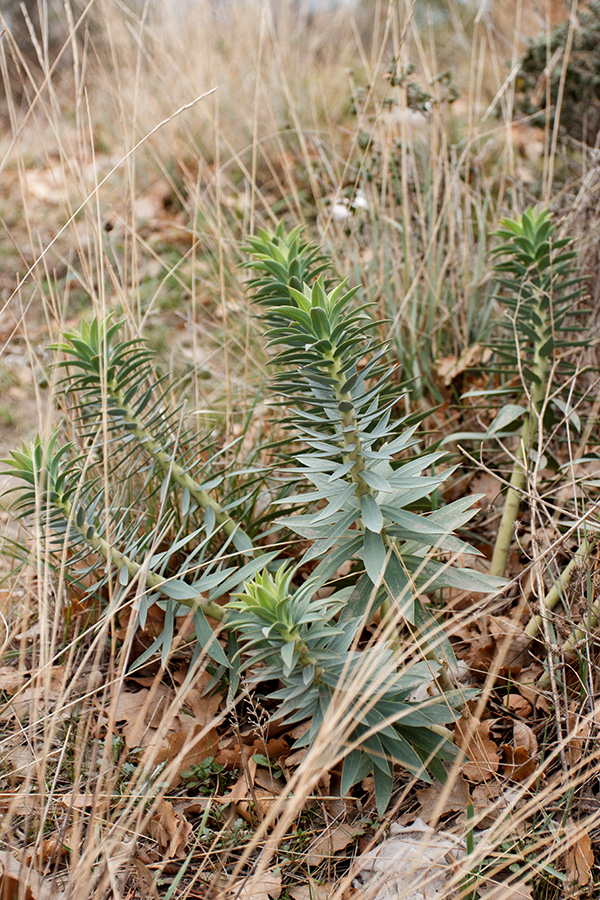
0 1 598 899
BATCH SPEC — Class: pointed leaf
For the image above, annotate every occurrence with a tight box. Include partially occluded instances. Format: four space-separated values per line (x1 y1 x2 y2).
363 530 387 584
360 494 383 533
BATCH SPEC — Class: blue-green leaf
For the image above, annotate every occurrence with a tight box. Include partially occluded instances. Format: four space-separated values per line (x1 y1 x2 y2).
194 606 230 667
360 495 383 533
363 530 387 584
486 404 527 436
372 765 393 815
160 579 199 601
360 470 392 492
281 641 296 674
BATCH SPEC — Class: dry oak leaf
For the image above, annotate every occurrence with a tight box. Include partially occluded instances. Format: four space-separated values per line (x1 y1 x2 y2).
155 723 220 785
478 880 533 899
502 694 532 718
288 879 334 900
565 704 593 768
455 718 500 783
513 723 537 755
487 616 533 671
0 850 66 900
228 871 282 900
306 825 364 866
0 667 26 694
148 798 192 859
24 827 75 865
416 775 471 824
460 632 496 677
3 684 60 721
114 686 178 751
174 668 221 725
501 720 538 782
436 343 488 386
0 792 41 817
564 818 594 887
500 746 536 782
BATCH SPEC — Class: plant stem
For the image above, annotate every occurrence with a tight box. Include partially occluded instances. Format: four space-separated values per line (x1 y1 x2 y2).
58 495 225 622
327 356 368 495
490 413 531 578
110 384 251 550
525 533 599 639
490 292 549 578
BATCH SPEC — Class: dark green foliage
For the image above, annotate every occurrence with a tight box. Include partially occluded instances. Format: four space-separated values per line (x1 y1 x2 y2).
516 3 600 144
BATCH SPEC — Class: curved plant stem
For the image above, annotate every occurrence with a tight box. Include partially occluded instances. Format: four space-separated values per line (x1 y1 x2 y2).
110 383 251 551
58 495 225 623
526 533 600 640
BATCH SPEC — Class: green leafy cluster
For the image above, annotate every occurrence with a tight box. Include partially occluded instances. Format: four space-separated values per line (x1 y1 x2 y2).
2 225 502 812
228 566 464 812
245 228 502 627
490 206 586 401
52 317 253 553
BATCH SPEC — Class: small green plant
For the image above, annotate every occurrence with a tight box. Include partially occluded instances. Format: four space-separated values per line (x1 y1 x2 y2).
179 758 233 795
457 207 588 578
3 226 502 812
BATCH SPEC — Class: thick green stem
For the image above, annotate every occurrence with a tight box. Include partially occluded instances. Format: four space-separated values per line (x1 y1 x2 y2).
296 640 324 685
490 413 531 578
59 496 224 622
327 357 368 495
490 294 549 578
110 384 251 550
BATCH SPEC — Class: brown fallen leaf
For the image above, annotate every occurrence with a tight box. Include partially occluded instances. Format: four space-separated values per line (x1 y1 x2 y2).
488 616 533 671
174 667 221 726
288 879 333 900
228 871 282 900
0 792 41 816
0 667 26 694
513 666 550 713
416 775 470 824
436 344 488 386
0 850 66 900
3 742 37 781
460 632 496 678
471 782 503 828
305 825 363 866
501 745 536 782
130 857 159 900
156 724 220 785
478 880 533 899
565 704 593 767
24 827 74 865
148 799 192 859
4 685 60 722
564 818 594 887
502 694 532 718
513 723 537 756
455 718 500 783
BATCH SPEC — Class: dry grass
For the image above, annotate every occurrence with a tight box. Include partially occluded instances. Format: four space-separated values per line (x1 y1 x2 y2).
0 1 599 899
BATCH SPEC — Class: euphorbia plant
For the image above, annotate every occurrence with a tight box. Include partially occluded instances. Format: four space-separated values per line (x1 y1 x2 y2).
483 207 588 578
3 225 502 811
